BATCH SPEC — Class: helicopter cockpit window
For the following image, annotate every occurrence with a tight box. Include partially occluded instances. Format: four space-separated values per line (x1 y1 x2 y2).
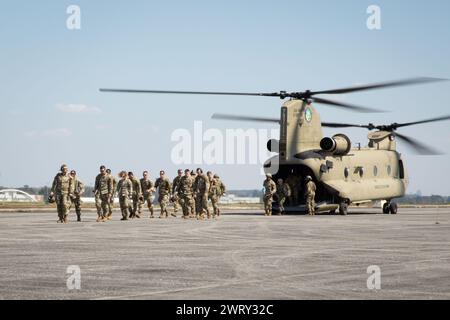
359 167 364 178
344 167 349 179
373 166 378 177
387 165 392 176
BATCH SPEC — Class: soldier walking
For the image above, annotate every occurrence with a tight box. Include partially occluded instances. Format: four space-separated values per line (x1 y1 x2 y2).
155 170 172 218
171 169 183 217
263 174 276 216
193 168 210 220
106 169 116 220
179 169 195 219
276 178 291 215
69 170 85 222
116 171 133 220
50 164 74 223
140 171 155 218
304 176 316 215
93 165 113 222
209 173 226 218
128 172 142 219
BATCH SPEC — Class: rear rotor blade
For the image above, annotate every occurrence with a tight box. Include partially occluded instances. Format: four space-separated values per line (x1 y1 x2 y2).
100 88 280 97
321 122 370 129
211 113 279 123
393 114 450 129
312 97 384 113
395 132 442 155
310 77 447 96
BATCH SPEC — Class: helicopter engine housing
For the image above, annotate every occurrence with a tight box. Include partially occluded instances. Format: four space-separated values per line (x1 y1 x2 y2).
320 134 351 155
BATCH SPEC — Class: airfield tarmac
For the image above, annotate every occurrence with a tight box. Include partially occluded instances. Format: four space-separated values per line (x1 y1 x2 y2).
0 208 449 300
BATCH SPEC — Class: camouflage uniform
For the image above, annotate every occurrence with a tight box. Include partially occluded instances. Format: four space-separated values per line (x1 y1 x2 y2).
128 177 142 218
117 177 132 220
179 175 195 218
305 180 316 215
193 173 210 219
51 172 74 223
286 175 301 205
155 177 171 218
209 175 226 218
70 177 85 221
108 174 117 219
171 175 183 216
140 177 155 218
276 182 291 214
94 173 113 221
263 177 276 216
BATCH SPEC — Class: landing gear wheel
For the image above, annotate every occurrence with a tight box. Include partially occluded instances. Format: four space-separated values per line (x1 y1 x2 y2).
339 202 348 216
329 209 336 215
382 202 390 214
389 202 398 214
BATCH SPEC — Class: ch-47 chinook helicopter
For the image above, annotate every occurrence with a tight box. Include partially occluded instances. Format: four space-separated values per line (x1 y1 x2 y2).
100 77 450 215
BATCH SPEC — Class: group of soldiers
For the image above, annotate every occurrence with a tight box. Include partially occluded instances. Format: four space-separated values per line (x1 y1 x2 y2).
262 173 316 216
50 164 226 224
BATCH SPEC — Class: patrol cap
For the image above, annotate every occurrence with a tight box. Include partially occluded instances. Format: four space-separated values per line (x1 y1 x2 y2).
184 169 190 173
70 170 76 175
213 174 219 178
266 173 272 178
106 169 112 174
277 178 283 183
60 164 68 171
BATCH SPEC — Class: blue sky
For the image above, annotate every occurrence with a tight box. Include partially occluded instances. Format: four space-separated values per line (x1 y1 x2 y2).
1 0 449 195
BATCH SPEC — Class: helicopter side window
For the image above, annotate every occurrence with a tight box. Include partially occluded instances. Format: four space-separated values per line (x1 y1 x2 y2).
399 160 405 179
344 167 349 179
373 166 378 177
387 165 392 176
359 167 364 178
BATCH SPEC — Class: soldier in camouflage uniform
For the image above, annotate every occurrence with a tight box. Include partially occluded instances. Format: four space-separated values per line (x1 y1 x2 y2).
171 169 183 217
155 170 172 218
69 170 85 222
193 168 210 220
106 169 117 220
50 164 74 223
209 173 226 218
263 174 277 216
116 171 133 220
304 176 316 215
128 172 142 219
140 171 155 218
276 178 291 215
179 169 195 219
93 165 113 222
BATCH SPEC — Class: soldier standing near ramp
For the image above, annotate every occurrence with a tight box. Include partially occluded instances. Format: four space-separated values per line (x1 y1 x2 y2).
50 164 74 223
128 172 142 219
304 176 316 215
140 171 155 218
69 170 84 222
155 170 172 218
193 168 210 220
263 174 276 216
171 169 183 217
93 165 113 222
116 171 132 221
179 169 195 219
106 169 116 220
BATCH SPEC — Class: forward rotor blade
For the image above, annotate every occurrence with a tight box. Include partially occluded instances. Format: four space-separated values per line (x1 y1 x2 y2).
393 114 450 129
211 113 279 123
310 77 447 96
100 88 280 97
395 132 442 155
312 97 384 113
321 122 370 129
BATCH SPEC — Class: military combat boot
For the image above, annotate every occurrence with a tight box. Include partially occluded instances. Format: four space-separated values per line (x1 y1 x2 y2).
76 214 81 222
